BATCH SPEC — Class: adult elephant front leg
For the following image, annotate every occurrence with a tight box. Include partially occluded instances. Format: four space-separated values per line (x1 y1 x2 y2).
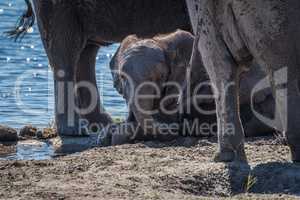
75 44 112 133
51 51 82 136
35 5 88 136
50 45 85 136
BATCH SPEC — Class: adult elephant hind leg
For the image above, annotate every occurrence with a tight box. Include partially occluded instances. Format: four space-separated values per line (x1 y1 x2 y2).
197 48 247 162
75 44 112 134
263 56 300 163
283 3 300 163
231 0 300 162
285 76 300 163
250 36 300 163
212 71 247 163
195 11 247 162
273 41 300 162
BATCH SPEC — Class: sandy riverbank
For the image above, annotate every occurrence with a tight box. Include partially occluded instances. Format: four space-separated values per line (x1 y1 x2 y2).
0 136 300 200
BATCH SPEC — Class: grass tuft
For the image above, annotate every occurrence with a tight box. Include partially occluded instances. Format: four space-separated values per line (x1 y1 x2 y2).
244 173 257 193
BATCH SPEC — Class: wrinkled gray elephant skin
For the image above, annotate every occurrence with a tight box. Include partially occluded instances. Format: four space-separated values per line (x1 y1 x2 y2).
186 0 300 162
106 30 194 144
101 30 275 146
13 0 192 136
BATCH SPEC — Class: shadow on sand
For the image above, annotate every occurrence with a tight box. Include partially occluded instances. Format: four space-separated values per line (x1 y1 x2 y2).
143 136 300 197
50 134 300 197
227 161 300 196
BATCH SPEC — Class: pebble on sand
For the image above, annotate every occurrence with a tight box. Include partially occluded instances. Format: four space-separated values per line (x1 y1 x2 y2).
0 125 18 142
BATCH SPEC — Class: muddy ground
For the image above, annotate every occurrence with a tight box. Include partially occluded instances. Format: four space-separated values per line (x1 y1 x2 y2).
0 136 300 200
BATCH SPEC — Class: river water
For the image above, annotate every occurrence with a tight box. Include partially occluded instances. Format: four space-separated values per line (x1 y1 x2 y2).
0 0 127 160
0 0 127 128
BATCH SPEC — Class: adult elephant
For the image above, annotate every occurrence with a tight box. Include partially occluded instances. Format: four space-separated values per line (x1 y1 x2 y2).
10 0 191 136
185 0 300 162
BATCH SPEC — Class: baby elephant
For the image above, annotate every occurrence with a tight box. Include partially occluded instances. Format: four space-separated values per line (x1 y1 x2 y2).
102 30 194 145
99 30 275 146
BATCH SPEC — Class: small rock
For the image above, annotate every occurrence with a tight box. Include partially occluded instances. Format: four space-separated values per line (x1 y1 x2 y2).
36 130 43 138
19 125 37 139
37 128 57 140
0 125 18 142
0 143 17 155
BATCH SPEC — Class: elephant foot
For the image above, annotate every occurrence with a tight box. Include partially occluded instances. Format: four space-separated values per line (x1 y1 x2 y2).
97 125 113 146
98 112 113 126
58 125 89 137
213 150 235 162
97 124 132 146
112 131 131 145
55 114 87 136
290 145 300 163
213 147 247 163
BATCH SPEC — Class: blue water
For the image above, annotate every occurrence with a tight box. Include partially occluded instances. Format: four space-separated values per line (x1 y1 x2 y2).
0 140 55 160
0 0 127 129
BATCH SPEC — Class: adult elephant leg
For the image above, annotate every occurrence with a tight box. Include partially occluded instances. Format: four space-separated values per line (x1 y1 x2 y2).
32 1 93 136
270 3 300 163
75 44 112 133
284 71 300 162
52 59 81 136
47 42 84 136
194 9 246 162
211 71 246 162
257 56 300 163
49 43 87 136
230 0 300 162
39 18 87 136
263 47 300 163
285 0 300 163
195 44 246 162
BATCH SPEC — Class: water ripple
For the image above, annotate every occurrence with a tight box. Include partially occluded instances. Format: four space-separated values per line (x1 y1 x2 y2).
0 0 127 128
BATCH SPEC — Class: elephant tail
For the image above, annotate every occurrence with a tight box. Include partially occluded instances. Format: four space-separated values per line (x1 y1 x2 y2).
5 0 35 41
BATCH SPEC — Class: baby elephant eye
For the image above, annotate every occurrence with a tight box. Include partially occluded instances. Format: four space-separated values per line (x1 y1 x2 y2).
120 74 125 80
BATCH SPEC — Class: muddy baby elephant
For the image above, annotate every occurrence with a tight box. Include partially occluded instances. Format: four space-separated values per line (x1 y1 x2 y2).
100 30 194 145
99 30 275 146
